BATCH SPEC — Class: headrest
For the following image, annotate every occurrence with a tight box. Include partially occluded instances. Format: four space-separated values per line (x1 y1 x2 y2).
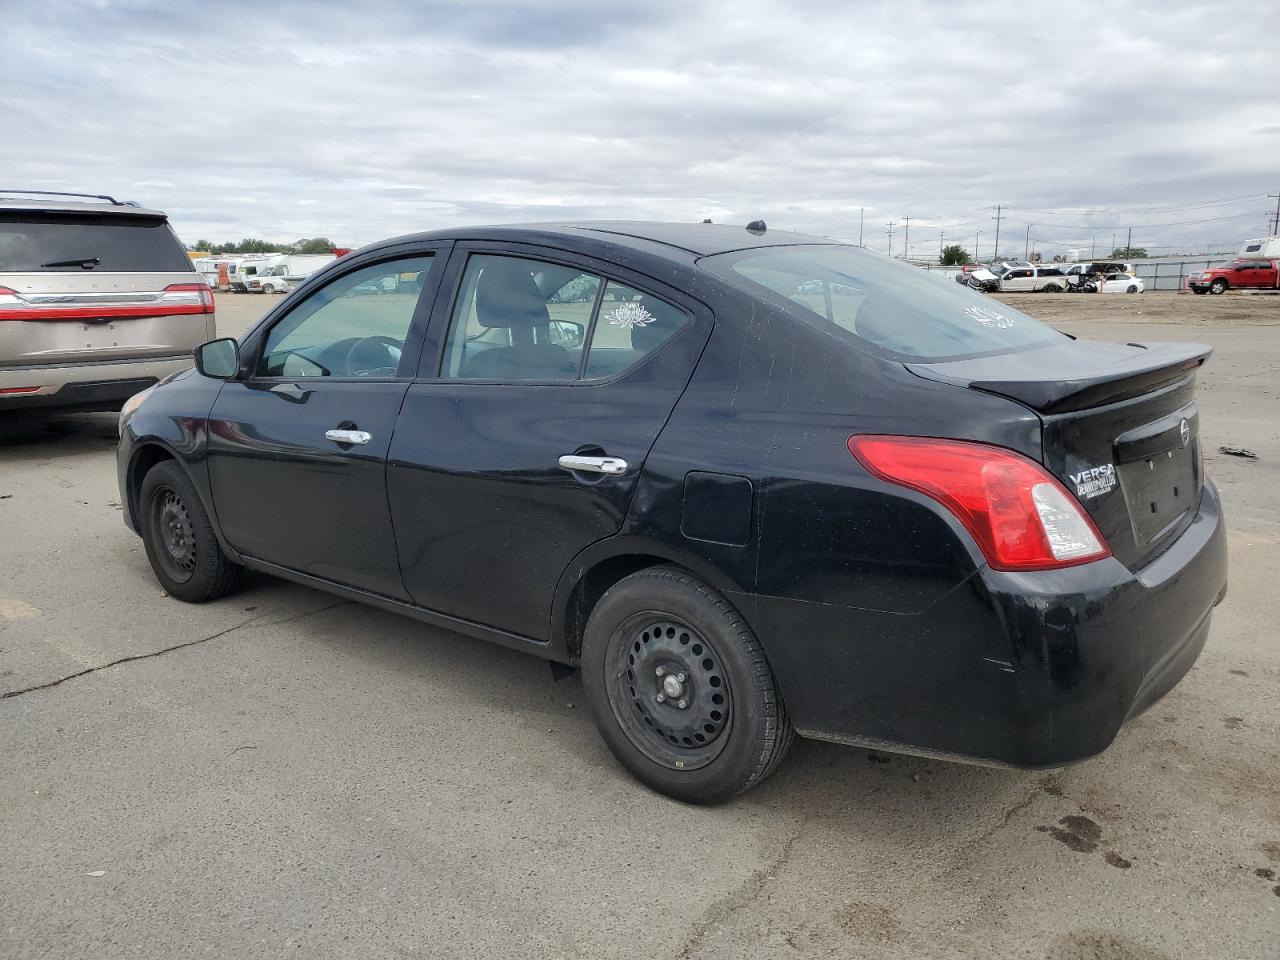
475 259 550 329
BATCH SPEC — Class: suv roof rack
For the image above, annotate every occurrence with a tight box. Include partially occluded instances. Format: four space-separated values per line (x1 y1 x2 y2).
0 189 128 205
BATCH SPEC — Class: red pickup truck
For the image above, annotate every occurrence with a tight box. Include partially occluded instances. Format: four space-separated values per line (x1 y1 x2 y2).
1188 259 1279 294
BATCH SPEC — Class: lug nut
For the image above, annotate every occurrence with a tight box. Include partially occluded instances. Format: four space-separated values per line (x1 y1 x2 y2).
677 698 688 709
675 672 687 683
655 693 666 703
655 666 666 677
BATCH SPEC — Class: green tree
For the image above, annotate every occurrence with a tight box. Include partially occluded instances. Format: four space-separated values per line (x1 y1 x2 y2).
292 237 335 254
192 239 211 252
939 244 971 265
1111 246 1148 259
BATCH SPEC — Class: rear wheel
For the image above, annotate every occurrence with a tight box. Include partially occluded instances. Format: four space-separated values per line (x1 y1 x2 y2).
1043 283 1062 293
581 566 793 804
1210 279 1228 295
1127 285 1138 294
139 460 241 602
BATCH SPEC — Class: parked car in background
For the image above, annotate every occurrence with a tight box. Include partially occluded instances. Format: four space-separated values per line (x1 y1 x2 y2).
955 264 999 292
1065 262 1134 290
1096 273 1144 294
997 264 1067 292
118 221 1226 804
193 258 221 289
0 190 214 412
1187 259 1279 295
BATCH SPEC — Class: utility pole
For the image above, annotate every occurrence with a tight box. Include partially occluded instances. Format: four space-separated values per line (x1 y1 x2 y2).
992 205 1004 262
1269 193 1279 234
859 207 864 246
1091 236 1096 258
901 216 912 260
939 228 945 260
975 230 981 262
1025 223 1032 260
1126 226 1132 257
887 221 894 257
1112 232 1117 257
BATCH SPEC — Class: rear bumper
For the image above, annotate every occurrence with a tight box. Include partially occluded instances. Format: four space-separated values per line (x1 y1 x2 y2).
740 480 1228 768
0 356 191 411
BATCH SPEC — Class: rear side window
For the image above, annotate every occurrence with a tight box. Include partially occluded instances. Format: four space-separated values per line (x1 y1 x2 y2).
706 245 1063 362
440 254 689 381
0 214 192 272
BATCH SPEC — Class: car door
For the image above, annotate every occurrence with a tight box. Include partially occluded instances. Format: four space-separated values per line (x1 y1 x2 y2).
1002 268 1032 292
1259 260 1280 288
206 248 445 599
386 246 711 639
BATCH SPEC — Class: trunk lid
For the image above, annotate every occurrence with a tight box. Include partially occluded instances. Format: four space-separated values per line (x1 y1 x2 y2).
908 338 1210 569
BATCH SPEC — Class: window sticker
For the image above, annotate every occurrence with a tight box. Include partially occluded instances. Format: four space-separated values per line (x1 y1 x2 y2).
964 305 1015 329
605 302 654 329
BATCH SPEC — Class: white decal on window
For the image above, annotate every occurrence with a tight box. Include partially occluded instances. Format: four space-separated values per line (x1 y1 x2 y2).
964 305 1014 328
606 302 654 329
1068 464 1117 500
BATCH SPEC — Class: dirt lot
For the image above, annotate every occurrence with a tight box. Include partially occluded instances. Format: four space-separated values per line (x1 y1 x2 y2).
2 291 1277 960
994 289 1280 326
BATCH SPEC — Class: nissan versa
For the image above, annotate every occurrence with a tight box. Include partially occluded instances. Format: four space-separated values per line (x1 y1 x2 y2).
117 222 1228 804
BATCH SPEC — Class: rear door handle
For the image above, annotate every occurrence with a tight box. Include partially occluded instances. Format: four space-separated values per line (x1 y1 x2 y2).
558 455 628 476
325 428 372 445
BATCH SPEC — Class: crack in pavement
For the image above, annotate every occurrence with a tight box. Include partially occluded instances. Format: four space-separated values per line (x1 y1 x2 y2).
1 600 352 702
676 817 806 959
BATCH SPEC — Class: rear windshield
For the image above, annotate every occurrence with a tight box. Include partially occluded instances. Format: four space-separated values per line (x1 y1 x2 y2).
704 244 1063 361
0 213 192 272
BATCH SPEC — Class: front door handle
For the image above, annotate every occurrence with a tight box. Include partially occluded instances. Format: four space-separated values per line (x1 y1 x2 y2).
325 428 372 445
558 454 628 476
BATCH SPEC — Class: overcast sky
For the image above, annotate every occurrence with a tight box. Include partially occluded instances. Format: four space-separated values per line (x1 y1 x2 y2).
5 0 1279 258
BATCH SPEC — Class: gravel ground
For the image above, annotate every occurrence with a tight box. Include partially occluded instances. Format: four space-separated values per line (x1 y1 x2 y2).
1 291 1277 960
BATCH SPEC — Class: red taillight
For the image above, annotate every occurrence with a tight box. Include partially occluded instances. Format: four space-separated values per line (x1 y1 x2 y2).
0 385 42 395
163 283 216 313
848 435 1110 571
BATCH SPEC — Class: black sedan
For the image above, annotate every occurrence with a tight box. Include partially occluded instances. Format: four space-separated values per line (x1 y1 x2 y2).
118 222 1228 803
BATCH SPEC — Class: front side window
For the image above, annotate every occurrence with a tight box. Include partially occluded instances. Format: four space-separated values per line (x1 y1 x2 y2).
706 244 1063 362
441 255 689 381
258 255 432 378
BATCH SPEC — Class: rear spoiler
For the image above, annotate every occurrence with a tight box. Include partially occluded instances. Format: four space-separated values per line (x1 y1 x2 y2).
906 339 1211 414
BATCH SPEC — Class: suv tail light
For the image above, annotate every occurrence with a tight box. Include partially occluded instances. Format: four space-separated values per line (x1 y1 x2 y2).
0 283 213 320
848 435 1110 571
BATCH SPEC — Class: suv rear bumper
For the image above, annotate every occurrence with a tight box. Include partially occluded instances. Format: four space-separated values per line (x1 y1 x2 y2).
739 479 1228 768
0 356 191 411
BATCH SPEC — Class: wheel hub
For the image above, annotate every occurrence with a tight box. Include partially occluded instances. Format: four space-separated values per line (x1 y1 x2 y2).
153 489 196 576
615 619 731 761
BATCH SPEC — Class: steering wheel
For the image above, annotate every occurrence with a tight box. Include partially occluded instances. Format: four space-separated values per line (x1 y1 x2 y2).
343 335 403 377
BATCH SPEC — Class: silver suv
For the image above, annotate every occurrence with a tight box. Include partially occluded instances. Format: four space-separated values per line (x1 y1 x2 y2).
0 190 215 411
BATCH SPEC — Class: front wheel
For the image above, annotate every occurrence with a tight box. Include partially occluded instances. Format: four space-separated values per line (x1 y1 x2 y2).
139 460 241 602
581 566 793 804
1210 279 1228 295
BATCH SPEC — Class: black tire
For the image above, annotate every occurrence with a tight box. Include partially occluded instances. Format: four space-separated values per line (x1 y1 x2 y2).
581 565 793 804
1127 285 1138 294
139 460 241 602
1042 284 1062 293
1191 288 1206 295
1210 279 1228 295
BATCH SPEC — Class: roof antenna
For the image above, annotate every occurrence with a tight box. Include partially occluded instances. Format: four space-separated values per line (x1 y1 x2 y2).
746 220 766 235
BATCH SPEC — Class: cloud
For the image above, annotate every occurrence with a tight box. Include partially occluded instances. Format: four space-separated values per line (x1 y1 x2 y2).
3 0 1278 257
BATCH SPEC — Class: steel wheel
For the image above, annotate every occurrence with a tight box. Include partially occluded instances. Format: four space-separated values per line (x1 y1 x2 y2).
148 485 196 584
608 614 732 770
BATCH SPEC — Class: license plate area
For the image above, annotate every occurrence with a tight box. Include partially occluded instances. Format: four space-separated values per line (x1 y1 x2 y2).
1119 445 1199 545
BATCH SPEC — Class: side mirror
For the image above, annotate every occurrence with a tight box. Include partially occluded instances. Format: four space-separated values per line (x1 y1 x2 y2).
548 319 585 349
195 338 240 379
